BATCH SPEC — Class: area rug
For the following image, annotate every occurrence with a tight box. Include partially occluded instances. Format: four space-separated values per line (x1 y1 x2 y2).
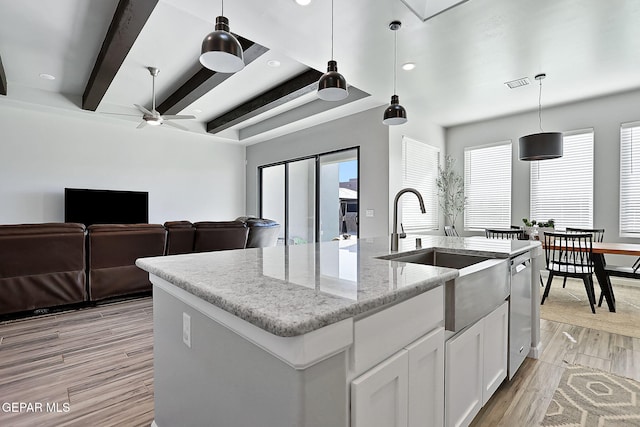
541 365 640 426
540 277 640 339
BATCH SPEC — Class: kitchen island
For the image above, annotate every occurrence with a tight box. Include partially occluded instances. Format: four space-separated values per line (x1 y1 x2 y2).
137 235 542 427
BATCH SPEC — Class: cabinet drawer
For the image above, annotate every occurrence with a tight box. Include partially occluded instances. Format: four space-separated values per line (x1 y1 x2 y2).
353 286 444 375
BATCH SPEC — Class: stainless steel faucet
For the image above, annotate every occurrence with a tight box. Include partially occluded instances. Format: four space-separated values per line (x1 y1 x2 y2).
391 188 426 251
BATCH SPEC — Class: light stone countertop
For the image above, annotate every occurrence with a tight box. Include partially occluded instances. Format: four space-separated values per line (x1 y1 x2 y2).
136 235 541 337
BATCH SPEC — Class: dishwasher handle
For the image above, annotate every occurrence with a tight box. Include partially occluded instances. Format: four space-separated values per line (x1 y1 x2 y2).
513 260 530 274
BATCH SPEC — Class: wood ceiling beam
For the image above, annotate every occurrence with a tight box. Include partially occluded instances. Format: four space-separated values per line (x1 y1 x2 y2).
0 55 6 96
82 0 158 111
206 69 323 134
157 37 268 116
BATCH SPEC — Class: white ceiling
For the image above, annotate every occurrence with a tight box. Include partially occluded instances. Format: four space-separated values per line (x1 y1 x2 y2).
1 0 639 144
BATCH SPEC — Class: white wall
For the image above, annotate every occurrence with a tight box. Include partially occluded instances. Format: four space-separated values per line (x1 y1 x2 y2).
246 107 389 238
0 102 246 224
446 88 640 244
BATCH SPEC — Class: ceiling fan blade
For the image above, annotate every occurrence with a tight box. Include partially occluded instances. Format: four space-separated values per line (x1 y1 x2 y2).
163 121 188 131
101 112 141 117
134 104 153 115
136 120 147 129
162 115 196 120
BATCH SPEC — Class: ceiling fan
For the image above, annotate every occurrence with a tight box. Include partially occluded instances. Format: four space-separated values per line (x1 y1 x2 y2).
133 67 195 130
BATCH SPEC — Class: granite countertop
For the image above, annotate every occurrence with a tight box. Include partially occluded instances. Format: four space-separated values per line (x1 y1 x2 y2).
136 235 541 337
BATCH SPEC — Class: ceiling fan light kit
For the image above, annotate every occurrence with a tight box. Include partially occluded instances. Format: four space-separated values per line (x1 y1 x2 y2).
519 73 563 160
199 2 245 73
317 0 348 101
134 67 195 130
383 21 407 126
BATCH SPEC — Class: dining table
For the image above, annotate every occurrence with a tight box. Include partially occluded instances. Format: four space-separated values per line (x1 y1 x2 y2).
549 242 640 313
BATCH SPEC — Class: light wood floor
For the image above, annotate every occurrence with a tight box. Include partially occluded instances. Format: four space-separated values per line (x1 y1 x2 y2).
0 298 154 427
471 318 640 426
2 296 640 427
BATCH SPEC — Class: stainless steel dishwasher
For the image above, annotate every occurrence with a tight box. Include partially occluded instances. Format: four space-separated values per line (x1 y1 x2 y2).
509 251 532 379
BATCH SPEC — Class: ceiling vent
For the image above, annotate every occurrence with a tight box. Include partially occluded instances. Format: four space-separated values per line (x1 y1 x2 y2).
505 77 530 89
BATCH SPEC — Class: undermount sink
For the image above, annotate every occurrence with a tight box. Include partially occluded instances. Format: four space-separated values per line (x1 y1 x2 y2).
379 249 489 269
378 249 509 333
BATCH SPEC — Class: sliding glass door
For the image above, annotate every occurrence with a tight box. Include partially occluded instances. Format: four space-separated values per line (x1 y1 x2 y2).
259 147 359 245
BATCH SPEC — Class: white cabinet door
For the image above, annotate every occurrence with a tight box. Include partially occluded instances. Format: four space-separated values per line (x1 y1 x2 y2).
351 350 409 427
407 327 444 427
482 301 508 405
445 320 483 427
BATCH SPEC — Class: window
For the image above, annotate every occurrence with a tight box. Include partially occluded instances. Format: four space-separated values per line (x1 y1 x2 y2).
620 122 640 237
401 136 439 231
530 129 594 230
260 147 359 245
464 142 512 230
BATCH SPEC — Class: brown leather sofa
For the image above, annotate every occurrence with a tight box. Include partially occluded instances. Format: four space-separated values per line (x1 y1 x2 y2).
0 223 87 315
164 221 196 255
236 217 281 248
0 217 280 317
87 224 166 301
193 221 248 252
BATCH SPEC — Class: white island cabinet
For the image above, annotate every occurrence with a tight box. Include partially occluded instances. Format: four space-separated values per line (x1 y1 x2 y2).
136 235 540 427
445 301 509 427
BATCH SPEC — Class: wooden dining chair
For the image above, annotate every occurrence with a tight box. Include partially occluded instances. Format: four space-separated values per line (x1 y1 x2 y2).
562 227 605 288
541 232 597 314
485 228 525 240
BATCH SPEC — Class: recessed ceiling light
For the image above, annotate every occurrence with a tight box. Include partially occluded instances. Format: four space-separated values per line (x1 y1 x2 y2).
295 0 311 5
402 62 416 71
267 59 281 68
39 73 55 80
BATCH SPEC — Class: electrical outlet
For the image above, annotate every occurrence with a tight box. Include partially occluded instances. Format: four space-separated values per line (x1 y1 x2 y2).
182 312 191 348
366 209 374 217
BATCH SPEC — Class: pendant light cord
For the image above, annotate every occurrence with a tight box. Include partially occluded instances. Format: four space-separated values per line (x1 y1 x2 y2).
221 0 224 16
330 0 334 60
538 77 544 132
393 30 397 94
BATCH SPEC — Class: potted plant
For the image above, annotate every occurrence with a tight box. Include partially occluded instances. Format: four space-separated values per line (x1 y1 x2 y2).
436 155 466 231
522 218 555 239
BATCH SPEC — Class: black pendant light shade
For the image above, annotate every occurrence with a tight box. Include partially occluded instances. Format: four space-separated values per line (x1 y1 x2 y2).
199 14 245 73
519 73 562 160
383 95 407 125
317 0 348 101
518 132 563 160
383 21 407 126
317 60 348 101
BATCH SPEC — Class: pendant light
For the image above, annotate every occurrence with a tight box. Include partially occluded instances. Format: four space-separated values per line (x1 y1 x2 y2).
518 73 562 160
317 0 348 101
199 0 245 73
383 21 407 126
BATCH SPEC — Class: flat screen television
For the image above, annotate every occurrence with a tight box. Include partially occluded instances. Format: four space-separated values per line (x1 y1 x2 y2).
64 188 149 226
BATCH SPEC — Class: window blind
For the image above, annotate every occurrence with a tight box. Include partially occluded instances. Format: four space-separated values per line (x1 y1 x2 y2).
530 129 594 230
401 136 439 231
620 122 640 237
464 142 512 230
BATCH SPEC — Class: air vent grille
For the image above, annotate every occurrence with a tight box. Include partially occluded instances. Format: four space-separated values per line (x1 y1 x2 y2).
505 77 530 89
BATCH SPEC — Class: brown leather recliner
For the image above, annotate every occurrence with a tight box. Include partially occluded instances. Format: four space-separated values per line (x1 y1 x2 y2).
193 221 248 252
236 217 281 248
0 223 87 315
87 224 166 301
164 221 195 255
